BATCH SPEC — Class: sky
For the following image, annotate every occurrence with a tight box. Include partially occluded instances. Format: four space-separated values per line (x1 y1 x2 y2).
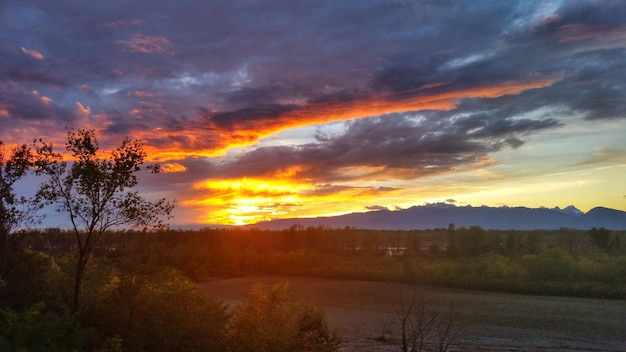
1 0 626 227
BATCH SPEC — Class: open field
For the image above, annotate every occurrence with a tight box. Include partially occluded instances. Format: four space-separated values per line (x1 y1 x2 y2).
203 276 626 352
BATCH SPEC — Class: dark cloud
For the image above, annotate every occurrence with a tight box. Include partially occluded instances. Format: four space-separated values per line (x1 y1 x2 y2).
366 205 390 211
207 104 300 131
2 0 623 146
219 108 562 183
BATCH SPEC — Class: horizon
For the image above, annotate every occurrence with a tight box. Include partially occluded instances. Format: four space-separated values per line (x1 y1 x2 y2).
165 202 626 230
2 1 626 227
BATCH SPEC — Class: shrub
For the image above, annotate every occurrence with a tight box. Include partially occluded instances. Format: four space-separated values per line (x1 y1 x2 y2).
84 269 229 352
227 282 341 352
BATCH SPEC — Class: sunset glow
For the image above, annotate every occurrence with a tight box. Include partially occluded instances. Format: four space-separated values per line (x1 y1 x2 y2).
2 0 625 227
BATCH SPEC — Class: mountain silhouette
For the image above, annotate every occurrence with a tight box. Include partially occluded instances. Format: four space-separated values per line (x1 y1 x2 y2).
245 204 626 230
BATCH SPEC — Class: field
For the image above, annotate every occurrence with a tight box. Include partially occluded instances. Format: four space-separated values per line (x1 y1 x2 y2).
203 276 626 352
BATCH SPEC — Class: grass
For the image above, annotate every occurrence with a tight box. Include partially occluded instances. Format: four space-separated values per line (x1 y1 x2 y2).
203 275 626 352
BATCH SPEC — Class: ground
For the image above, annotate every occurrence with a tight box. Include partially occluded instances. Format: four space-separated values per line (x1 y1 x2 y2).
202 276 626 352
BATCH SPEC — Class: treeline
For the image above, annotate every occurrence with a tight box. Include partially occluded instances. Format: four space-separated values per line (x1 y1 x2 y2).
14 225 626 299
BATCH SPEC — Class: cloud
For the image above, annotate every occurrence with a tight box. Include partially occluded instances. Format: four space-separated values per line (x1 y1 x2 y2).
20 46 44 60
104 18 144 29
577 148 626 166
2 0 626 223
366 205 390 211
79 84 97 97
215 107 561 185
201 78 556 152
116 34 174 54
2 0 623 155
0 84 79 137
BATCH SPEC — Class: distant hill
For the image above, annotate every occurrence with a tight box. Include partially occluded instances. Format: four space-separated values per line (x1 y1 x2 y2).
244 204 626 230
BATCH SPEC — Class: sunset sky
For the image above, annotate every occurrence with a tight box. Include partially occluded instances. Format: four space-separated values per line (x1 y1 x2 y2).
2 0 625 226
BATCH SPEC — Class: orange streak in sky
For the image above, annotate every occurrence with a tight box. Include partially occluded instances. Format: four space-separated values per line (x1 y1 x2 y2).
211 78 556 149
141 78 556 160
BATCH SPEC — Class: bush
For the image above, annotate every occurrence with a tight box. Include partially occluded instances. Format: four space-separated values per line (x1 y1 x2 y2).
0 247 67 312
83 270 229 352
0 303 89 352
227 282 341 352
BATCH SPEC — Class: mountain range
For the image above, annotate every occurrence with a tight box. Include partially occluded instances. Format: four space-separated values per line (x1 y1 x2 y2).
245 204 626 231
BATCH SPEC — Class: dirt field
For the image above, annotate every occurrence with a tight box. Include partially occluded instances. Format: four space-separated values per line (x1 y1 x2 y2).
202 276 626 351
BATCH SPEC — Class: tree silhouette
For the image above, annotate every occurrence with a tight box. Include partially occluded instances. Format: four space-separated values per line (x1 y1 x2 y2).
588 227 612 252
35 129 175 314
0 141 34 270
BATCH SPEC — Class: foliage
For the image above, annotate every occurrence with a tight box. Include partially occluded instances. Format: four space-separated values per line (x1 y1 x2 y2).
588 227 621 253
83 269 229 352
0 246 67 312
0 141 35 238
0 141 36 281
34 129 175 313
227 282 341 352
17 225 619 299
0 303 89 352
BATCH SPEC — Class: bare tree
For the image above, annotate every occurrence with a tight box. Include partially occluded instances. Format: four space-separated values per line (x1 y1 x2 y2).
434 302 464 352
35 129 175 313
390 287 465 352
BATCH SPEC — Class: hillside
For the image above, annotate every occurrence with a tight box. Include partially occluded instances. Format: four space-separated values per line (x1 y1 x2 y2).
245 204 626 230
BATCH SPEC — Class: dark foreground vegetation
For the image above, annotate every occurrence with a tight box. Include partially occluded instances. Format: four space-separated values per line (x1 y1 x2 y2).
0 235 341 351
2 225 624 351
1 130 341 351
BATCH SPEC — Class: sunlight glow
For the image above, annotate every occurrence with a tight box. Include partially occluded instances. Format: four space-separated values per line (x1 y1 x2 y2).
181 176 406 225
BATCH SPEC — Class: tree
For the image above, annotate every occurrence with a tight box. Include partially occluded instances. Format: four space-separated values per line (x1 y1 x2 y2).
35 129 175 314
588 227 614 253
0 141 35 266
226 282 341 352
390 287 464 352
0 302 90 352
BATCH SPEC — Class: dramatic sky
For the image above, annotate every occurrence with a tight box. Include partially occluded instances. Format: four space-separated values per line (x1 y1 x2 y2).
2 0 626 226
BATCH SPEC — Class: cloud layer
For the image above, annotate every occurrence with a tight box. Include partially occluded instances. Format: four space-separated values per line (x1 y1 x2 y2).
1 0 625 224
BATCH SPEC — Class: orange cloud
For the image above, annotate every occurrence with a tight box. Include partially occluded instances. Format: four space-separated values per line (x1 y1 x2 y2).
208 78 557 149
76 102 91 115
21 46 44 60
116 34 173 54
139 77 556 162
40 96 53 104
161 162 187 173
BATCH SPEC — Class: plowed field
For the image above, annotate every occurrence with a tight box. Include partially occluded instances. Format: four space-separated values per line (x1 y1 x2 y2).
203 276 626 351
